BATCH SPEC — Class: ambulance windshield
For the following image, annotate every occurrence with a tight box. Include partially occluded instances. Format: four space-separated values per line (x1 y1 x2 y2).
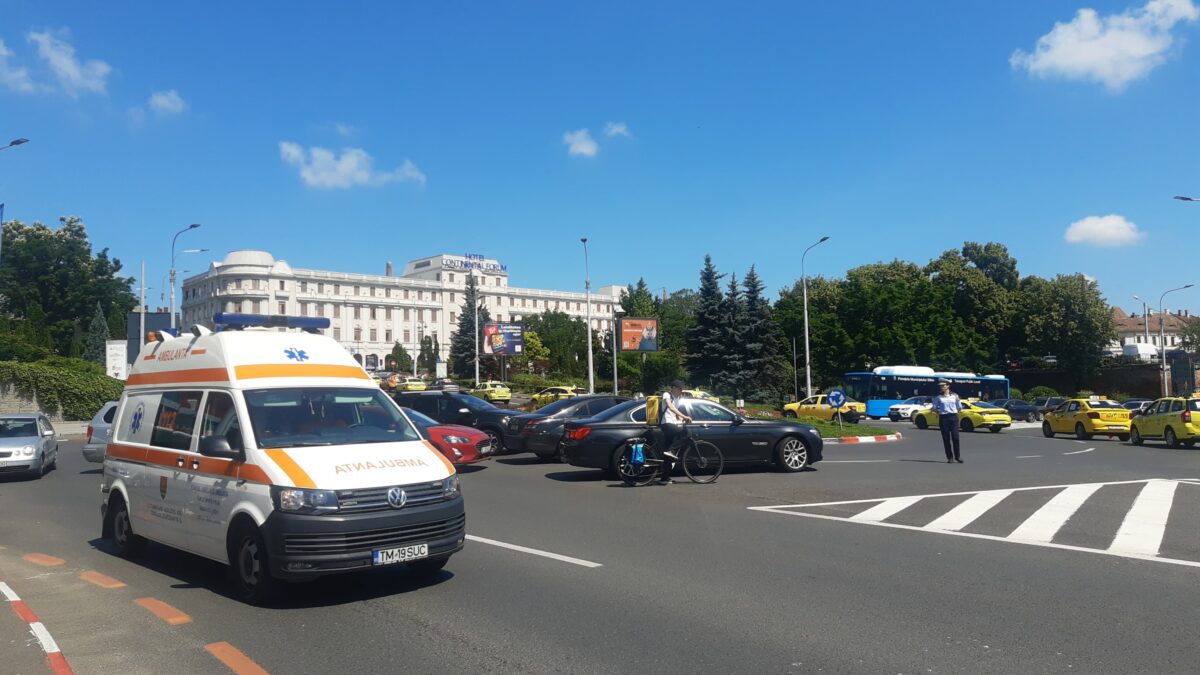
244 387 421 449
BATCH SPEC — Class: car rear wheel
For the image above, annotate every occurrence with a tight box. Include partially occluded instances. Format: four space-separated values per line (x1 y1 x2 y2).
1042 422 1054 438
483 429 503 453
915 415 928 430
109 497 146 558
989 426 1002 433
961 419 975 433
1074 423 1092 441
783 410 797 419
1025 412 1036 423
1165 427 1180 448
1130 426 1144 445
775 436 809 473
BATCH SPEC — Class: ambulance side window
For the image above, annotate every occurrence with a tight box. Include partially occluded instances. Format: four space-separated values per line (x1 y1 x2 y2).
150 391 203 451
200 391 244 452
116 393 162 445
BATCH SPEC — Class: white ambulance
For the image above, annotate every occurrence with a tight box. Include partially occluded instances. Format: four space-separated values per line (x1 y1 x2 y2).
101 314 465 604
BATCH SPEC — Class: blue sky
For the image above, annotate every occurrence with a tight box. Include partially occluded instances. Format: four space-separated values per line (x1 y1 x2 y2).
2 1 1199 315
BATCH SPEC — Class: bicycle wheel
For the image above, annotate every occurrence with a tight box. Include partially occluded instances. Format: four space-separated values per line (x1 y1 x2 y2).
618 442 660 487
681 439 723 484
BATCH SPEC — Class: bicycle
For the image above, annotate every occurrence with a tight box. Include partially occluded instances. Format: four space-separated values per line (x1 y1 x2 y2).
616 426 724 486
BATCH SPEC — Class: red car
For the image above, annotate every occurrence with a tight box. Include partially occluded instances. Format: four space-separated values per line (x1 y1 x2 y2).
403 407 494 465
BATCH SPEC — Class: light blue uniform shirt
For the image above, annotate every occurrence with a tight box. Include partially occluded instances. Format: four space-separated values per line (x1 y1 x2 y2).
932 394 962 415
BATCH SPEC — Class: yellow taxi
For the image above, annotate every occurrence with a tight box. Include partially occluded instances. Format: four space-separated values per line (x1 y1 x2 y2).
912 400 1012 433
530 386 585 409
397 377 427 392
782 394 867 422
1041 397 1130 441
471 380 512 403
682 389 721 404
1129 397 1200 447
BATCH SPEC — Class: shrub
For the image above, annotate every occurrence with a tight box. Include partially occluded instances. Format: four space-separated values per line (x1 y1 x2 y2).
1026 385 1060 399
1008 387 1024 402
1074 389 1095 398
1108 391 1131 402
0 361 124 420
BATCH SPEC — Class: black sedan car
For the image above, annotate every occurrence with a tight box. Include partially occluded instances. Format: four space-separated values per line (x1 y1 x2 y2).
993 398 1041 422
505 395 631 459
1031 396 1067 417
562 399 823 477
1121 399 1154 416
394 390 520 450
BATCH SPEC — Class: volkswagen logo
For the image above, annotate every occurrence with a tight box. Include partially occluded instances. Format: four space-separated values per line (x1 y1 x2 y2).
386 487 408 509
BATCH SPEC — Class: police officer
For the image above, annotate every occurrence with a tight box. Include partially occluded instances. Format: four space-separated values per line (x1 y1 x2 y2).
932 380 963 463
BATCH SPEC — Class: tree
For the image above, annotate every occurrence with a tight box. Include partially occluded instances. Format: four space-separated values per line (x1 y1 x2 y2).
714 273 746 396
621 278 657 317
449 274 490 378
510 329 550 374
685 256 725 388
83 303 108 365
740 266 786 401
657 289 697 359
390 342 413 374
1018 274 1115 388
0 217 137 354
417 335 437 374
1179 316 1200 354
962 241 1019 291
523 311 592 378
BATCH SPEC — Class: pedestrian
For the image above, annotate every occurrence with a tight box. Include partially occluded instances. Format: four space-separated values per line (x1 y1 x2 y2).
932 380 963 463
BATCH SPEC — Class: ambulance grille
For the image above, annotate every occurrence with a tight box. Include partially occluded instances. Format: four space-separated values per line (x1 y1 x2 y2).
335 481 445 514
282 514 466 555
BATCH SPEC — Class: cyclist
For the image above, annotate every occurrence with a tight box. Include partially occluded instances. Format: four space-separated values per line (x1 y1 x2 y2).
657 379 693 484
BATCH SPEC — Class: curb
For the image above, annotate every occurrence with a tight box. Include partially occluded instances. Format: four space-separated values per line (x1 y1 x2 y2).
0 581 73 674
824 433 903 444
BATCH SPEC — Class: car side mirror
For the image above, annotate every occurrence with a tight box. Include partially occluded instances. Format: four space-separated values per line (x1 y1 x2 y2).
458 408 470 415
732 415 745 425
42 429 55 437
199 435 243 461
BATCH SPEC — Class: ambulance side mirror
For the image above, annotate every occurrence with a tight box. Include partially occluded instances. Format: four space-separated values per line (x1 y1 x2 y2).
200 435 243 461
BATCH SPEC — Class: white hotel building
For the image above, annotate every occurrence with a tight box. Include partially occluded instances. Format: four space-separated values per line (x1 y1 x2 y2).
181 251 623 370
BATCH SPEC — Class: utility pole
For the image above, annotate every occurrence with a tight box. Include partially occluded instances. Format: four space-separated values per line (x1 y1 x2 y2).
581 237 594 394
473 273 480 387
139 260 146 351
612 309 624 394
801 235 830 398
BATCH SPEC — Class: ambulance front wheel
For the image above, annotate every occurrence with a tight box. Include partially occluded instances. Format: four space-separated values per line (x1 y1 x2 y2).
228 521 282 605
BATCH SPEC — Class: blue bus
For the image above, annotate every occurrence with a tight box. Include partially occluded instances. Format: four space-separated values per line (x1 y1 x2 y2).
843 366 1011 419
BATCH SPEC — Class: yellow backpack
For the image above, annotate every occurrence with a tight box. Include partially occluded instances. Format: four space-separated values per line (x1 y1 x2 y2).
644 395 663 426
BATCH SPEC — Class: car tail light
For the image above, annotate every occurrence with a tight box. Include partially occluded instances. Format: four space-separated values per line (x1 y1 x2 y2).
1087 412 1101 419
1183 410 1192 424
87 424 93 444
566 427 592 441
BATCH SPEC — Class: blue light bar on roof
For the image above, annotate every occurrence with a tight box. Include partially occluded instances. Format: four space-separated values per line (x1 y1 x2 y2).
213 313 331 332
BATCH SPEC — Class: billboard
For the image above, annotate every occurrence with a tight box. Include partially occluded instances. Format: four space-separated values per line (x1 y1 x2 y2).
483 323 524 355
619 317 659 352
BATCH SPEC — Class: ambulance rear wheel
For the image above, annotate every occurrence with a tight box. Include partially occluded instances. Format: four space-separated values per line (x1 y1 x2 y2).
408 555 450 579
109 497 146 558
229 523 281 605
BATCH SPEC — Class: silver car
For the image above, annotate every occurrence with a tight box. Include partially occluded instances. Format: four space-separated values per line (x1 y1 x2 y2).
0 414 59 478
83 401 119 463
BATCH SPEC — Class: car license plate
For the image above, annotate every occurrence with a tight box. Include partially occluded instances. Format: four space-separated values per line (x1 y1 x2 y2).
1108 425 1124 430
373 544 428 565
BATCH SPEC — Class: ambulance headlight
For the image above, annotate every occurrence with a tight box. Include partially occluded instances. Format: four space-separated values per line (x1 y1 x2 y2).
274 487 340 513
442 475 460 499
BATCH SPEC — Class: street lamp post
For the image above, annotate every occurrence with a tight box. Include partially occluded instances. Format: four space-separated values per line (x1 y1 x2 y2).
169 224 202 330
612 309 624 395
581 237 594 394
801 236 830 398
0 138 29 152
1133 294 1151 346
1159 284 1193 396
473 273 480 387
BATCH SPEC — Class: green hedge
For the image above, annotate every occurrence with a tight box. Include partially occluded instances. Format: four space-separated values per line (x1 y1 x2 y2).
0 361 124 421
507 373 587 393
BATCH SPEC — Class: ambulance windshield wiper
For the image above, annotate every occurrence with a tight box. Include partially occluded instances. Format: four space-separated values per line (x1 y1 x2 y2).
276 441 335 447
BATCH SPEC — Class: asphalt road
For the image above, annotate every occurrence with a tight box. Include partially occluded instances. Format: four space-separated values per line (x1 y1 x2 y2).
1 426 1198 674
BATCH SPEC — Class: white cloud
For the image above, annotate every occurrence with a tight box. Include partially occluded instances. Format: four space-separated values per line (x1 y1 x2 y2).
334 123 359 137
604 121 632 138
0 39 36 93
278 141 426 189
1064 214 1148 246
148 89 186 115
563 128 599 157
1011 0 1199 91
27 30 110 97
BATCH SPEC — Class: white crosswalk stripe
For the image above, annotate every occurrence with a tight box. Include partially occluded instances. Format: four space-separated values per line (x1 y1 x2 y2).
750 478 1200 568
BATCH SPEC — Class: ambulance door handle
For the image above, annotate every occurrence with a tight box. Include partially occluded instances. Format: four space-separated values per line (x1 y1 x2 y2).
176 456 185 468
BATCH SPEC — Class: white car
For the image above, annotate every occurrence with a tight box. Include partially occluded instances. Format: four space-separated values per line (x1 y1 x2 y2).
888 396 932 422
83 401 119 463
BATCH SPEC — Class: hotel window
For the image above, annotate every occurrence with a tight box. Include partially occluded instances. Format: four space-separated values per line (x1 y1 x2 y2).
449 273 455 282
403 330 411 343
431 311 438 322
385 329 392 342
316 304 325 317
317 282 324 294
299 303 307 317
334 328 341 340
370 329 377 342
353 306 361 319
385 308 391 320
432 292 438 301
404 289 410 300
279 280 286 291
370 307 377 320
451 312 456 323
450 293 455 303
354 327 362 341
334 283 341 295
333 305 341 319
404 308 411 320
278 301 286 314
385 288 391 298
300 281 307 293
354 285 360 296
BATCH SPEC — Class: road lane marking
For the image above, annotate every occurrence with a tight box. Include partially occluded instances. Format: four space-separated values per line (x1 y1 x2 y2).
79 571 125 589
1016 455 1042 459
22 553 65 567
925 490 1013 531
849 496 923 522
1008 484 1103 543
465 535 603 568
1 581 74 674
205 642 270 675
1109 480 1179 556
1062 448 1095 455
135 597 192 625
823 460 892 463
